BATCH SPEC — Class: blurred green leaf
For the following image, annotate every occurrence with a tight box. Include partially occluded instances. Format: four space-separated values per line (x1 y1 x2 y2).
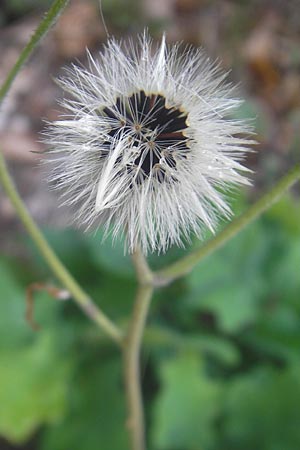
222 365 300 450
242 304 300 363
0 259 33 346
185 222 268 333
266 195 300 235
267 235 300 304
84 230 134 278
145 326 240 366
27 228 136 320
152 351 222 450
87 270 136 318
198 285 259 333
0 332 71 444
41 356 129 450
26 228 94 281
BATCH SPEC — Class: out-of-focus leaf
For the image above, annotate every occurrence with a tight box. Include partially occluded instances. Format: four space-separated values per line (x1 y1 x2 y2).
0 258 73 444
88 271 136 318
266 195 300 235
0 259 33 346
145 326 240 366
27 228 136 319
41 356 129 450
84 230 134 278
242 305 300 363
199 285 259 333
26 228 95 282
267 235 300 303
0 332 71 444
222 365 300 450
0 258 68 347
185 222 268 333
152 351 222 450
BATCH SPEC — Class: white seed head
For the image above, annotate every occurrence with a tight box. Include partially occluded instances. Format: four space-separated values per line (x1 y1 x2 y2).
44 32 253 254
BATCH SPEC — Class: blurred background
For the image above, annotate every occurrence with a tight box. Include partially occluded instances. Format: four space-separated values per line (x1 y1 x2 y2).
0 0 300 449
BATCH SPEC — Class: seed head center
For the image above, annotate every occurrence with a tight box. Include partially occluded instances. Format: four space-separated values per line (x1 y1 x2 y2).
102 90 190 182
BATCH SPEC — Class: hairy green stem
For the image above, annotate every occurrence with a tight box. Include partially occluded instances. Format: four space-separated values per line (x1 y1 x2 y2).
0 152 123 344
124 249 154 450
0 0 69 103
155 164 300 285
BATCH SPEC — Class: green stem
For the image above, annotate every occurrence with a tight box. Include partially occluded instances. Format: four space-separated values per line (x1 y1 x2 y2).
155 164 300 285
131 244 153 285
0 0 69 103
123 249 154 450
124 285 153 450
0 151 123 345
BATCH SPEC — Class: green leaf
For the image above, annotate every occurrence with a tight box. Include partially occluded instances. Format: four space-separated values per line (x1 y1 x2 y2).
222 365 300 450
242 305 300 363
266 195 300 235
41 356 129 450
152 352 222 450
84 230 134 278
0 332 71 444
185 222 267 333
0 258 73 444
145 326 240 366
88 271 135 318
27 228 95 281
0 259 32 346
0 257 68 347
199 285 259 333
267 235 300 304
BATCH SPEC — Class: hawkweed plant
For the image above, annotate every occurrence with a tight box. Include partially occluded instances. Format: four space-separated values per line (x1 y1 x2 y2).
0 2 300 450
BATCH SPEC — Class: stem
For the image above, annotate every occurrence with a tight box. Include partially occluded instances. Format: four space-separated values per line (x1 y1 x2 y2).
0 151 123 345
131 244 154 285
124 249 154 450
155 164 300 285
0 0 69 103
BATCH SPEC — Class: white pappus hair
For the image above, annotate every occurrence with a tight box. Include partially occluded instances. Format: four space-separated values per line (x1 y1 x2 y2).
44 32 253 254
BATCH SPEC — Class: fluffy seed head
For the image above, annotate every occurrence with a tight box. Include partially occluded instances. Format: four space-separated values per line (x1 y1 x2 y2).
44 32 252 254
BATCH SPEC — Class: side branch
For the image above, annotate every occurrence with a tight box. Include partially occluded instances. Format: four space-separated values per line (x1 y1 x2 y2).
155 164 300 285
0 151 123 345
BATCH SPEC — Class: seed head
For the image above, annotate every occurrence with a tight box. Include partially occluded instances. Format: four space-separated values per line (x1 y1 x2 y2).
44 32 252 254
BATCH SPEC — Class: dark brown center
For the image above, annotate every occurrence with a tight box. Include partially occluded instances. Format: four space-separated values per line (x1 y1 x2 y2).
101 91 189 182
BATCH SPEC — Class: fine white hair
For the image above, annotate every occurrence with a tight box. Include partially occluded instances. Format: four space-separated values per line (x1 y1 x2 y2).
44 32 253 254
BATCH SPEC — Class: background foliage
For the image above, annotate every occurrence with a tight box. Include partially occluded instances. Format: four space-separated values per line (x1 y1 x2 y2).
1 193 300 449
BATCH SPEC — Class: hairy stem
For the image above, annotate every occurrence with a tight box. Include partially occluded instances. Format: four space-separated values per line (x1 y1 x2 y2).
155 164 300 285
0 151 123 345
0 0 69 103
124 249 154 450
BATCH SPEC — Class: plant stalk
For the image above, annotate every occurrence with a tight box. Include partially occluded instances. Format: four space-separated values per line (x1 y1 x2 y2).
0 151 123 345
124 249 154 450
155 164 300 285
0 0 69 103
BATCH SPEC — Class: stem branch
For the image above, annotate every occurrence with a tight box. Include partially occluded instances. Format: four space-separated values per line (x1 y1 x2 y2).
155 164 300 285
